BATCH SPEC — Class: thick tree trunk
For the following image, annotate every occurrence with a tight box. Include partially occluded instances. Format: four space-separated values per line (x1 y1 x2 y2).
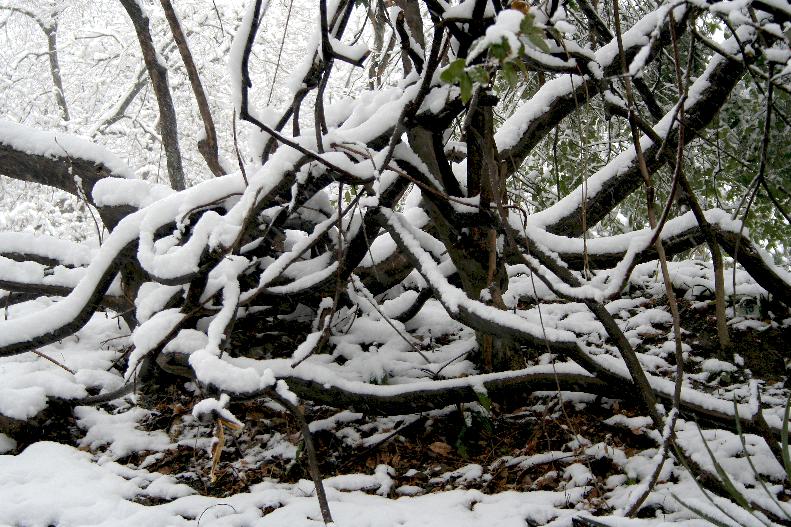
461 93 516 371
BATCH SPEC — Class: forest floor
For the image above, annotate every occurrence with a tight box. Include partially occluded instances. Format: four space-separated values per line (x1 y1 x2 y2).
0 271 789 526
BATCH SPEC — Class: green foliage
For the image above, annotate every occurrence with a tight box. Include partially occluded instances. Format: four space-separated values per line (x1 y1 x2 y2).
438 11 549 103
439 58 466 84
520 14 549 53
455 426 470 459
440 59 478 102
691 85 791 255
497 18 790 255
475 389 492 412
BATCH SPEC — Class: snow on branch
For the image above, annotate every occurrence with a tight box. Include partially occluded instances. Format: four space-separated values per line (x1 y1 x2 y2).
496 3 687 174
0 121 134 229
533 40 750 236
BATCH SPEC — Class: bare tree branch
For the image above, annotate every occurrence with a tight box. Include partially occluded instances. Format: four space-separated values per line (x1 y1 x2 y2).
159 0 225 177
118 0 186 190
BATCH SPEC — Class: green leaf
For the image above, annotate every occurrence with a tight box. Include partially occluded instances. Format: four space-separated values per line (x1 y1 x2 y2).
490 40 511 61
501 61 518 87
525 28 550 53
455 416 470 459
520 13 549 53
455 438 469 459
440 59 466 84
468 66 490 86
514 59 529 77
475 390 492 412
519 13 536 34
473 410 494 434
459 73 473 103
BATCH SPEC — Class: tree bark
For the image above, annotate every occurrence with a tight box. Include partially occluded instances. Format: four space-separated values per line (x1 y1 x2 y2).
45 23 69 122
119 0 186 191
159 0 224 178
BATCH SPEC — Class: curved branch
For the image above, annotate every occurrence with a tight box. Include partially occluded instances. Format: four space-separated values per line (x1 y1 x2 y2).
0 169 250 356
0 120 135 229
376 208 580 352
0 275 129 313
530 208 791 305
152 351 785 439
497 4 687 175
0 238 135 357
716 228 791 306
0 232 92 268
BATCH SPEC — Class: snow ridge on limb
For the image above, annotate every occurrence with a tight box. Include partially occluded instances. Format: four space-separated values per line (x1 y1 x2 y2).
496 3 687 174
0 120 134 229
0 232 93 268
0 120 133 181
514 209 791 304
532 32 750 236
0 217 139 357
150 345 786 438
376 207 579 349
0 225 131 318
0 172 248 357
0 255 127 312
370 207 787 437
160 352 604 413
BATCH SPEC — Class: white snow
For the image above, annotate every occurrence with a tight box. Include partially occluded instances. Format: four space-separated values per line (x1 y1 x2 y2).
0 119 134 179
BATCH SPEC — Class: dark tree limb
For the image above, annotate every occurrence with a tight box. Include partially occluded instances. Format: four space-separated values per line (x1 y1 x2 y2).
498 6 686 176
0 240 136 357
0 275 129 313
574 0 664 120
541 51 746 237
160 0 225 177
119 0 186 191
0 134 134 229
44 21 69 122
89 67 148 136
147 349 786 440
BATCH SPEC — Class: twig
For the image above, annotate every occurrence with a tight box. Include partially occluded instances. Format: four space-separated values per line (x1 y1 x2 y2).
32 349 75 375
268 389 334 525
232 110 249 186
611 2 687 514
